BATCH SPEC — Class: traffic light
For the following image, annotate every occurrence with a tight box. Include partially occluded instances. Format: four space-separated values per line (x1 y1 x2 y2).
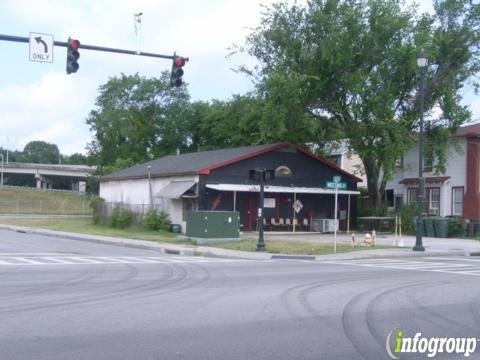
66 38 80 74
170 55 186 87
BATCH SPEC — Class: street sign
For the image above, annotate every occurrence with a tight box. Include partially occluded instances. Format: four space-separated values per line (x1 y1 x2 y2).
29 32 53 63
326 181 347 189
326 181 336 189
333 176 341 183
337 182 347 190
293 199 303 213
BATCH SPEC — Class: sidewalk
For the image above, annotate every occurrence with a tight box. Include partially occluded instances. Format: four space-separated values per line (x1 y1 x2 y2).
1 223 479 261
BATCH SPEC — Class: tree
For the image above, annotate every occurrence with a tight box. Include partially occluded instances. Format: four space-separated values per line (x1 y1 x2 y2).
86 72 191 172
62 153 90 165
23 141 60 164
240 0 480 207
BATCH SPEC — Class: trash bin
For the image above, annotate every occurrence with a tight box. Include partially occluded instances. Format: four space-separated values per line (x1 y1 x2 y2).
170 224 181 233
433 217 449 238
474 223 480 237
467 222 475 237
423 218 435 237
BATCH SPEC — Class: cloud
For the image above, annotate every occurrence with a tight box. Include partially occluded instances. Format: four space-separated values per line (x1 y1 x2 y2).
0 71 95 154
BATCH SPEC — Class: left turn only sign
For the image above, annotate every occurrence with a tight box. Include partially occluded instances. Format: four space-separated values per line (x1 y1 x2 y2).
29 32 54 63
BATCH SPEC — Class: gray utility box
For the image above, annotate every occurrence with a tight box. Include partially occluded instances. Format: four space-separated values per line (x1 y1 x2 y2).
186 211 240 239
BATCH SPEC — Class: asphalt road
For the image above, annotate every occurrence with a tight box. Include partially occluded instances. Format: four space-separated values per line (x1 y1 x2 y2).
1 229 480 360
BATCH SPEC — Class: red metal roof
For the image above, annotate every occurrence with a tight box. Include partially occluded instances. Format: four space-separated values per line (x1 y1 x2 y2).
456 123 480 138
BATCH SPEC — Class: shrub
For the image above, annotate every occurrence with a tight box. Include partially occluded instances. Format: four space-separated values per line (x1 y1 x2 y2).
143 209 172 231
399 203 418 235
448 217 464 238
89 195 105 225
144 209 161 231
158 211 172 231
110 208 135 229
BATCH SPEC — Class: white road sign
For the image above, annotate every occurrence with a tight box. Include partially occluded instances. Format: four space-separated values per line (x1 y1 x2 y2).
293 199 303 213
29 32 54 63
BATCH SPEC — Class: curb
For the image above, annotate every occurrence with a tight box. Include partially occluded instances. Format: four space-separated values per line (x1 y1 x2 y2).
0 224 474 261
0 224 270 260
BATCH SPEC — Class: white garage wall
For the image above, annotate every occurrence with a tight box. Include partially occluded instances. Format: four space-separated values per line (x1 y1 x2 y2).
100 175 198 232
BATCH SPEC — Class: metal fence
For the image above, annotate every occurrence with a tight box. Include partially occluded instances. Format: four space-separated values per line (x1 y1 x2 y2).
99 202 163 219
0 199 91 215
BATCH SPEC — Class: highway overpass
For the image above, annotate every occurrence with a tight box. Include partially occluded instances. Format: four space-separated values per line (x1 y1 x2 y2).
0 162 96 192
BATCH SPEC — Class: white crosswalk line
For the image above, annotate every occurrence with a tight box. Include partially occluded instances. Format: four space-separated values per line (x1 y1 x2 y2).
327 257 480 277
68 257 105 264
0 255 255 267
14 257 44 265
43 257 76 264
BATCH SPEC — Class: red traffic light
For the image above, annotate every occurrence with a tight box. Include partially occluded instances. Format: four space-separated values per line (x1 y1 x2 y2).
70 39 81 50
175 56 185 67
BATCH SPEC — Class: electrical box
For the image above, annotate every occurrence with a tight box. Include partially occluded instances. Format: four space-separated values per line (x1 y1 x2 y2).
186 211 240 239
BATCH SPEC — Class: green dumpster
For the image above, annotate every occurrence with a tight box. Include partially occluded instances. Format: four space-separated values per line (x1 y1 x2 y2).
433 217 449 238
423 218 435 237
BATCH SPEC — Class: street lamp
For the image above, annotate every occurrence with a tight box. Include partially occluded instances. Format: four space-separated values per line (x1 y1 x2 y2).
0 153 3 186
413 51 428 252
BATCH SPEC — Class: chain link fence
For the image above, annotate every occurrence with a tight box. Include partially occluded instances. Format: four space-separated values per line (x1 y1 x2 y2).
0 199 91 215
99 202 161 218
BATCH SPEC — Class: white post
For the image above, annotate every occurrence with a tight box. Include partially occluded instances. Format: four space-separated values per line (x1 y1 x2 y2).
334 183 338 254
293 192 296 233
347 194 351 234
233 191 237 212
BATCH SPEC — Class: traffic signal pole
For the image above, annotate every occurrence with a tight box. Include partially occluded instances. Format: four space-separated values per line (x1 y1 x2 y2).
0 34 188 61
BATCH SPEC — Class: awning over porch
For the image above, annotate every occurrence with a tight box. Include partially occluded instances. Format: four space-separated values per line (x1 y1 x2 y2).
205 183 360 195
156 180 196 199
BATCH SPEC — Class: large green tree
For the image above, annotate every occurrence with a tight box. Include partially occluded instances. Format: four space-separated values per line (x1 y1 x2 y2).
86 72 191 172
241 0 480 207
22 140 60 164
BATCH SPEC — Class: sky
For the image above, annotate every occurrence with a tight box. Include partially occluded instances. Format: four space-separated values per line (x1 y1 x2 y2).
0 0 478 156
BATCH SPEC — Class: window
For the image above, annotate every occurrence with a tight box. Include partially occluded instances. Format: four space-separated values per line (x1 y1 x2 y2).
429 188 440 215
394 195 403 212
407 188 418 204
327 155 342 167
395 156 404 169
274 165 293 178
452 187 464 216
423 148 433 172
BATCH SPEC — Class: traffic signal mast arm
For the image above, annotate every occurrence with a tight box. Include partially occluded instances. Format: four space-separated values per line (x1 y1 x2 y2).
0 33 189 64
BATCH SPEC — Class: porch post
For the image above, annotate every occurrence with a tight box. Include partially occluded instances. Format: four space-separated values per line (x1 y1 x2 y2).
347 194 351 234
233 191 237 212
293 192 296 233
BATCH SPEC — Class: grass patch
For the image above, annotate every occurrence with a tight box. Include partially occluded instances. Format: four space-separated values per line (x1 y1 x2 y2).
208 238 393 255
0 217 194 244
0 217 394 255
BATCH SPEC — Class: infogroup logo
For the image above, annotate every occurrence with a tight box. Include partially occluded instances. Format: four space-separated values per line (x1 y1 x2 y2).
386 328 478 358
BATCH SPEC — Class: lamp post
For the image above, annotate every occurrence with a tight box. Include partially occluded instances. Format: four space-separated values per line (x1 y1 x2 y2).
256 168 266 252
147 165 153 209
413 51 428 252
0 153 3 186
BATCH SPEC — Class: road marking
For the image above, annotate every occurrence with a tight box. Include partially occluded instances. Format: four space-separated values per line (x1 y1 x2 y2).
0 255 251 266
326 258 480 277
14 257 44 265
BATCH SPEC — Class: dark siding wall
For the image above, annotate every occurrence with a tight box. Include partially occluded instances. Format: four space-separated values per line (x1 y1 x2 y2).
197 148 358 230
204 149 357 190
